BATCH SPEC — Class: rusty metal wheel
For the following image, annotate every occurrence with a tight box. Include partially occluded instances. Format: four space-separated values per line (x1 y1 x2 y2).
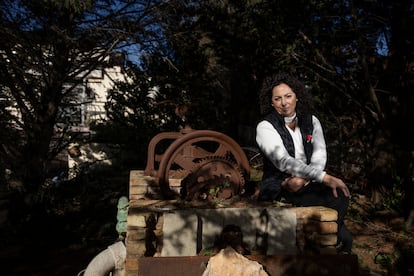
181 156 245 201
157 130 250 198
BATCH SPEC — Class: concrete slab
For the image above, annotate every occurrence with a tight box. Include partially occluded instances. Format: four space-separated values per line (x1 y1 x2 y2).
161 210 198 256
266 208 297 254
161 207 297 256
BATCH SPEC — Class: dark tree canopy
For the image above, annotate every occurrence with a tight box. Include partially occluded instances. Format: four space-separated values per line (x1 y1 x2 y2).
117 0 413 210
0 0 413 220
0 0 162 191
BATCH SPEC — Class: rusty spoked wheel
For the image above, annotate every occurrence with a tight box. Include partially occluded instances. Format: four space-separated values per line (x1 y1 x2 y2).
157 130 250 198
181 155 245 202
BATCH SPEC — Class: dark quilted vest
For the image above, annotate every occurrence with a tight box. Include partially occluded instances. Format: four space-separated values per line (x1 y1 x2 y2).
261 110 314 186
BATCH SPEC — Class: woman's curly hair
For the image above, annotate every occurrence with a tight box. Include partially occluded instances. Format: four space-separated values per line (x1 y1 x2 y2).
258 73 314 116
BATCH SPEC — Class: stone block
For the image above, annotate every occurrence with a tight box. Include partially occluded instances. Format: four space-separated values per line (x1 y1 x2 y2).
127 213 147 228
302 221 338 234
161 210 198 256
293 206 338 221
129 170 159 198
158 207 297 257
265 208 297 254
305 233 338 246
129 170 144 186
127 228 146 241
125 257 139 271
126 240 146 255
129 185 148 196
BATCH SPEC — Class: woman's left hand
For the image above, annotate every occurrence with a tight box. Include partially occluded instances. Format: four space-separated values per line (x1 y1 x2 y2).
322 174 350 197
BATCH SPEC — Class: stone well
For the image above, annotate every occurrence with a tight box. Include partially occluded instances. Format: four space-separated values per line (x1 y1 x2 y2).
124 170 341 275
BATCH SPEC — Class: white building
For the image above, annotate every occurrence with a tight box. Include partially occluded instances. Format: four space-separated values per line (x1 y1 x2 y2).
62 53 130 130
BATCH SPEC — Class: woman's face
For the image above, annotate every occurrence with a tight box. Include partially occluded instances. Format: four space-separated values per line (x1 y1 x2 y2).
271 83 297 117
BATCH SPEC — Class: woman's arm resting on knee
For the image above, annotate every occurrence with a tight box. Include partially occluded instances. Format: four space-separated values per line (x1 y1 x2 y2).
322 174 350 198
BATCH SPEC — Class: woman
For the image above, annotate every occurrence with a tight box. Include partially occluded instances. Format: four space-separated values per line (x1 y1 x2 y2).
255 73 352 254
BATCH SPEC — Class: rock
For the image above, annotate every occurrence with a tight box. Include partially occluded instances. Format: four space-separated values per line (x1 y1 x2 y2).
202 246 268 276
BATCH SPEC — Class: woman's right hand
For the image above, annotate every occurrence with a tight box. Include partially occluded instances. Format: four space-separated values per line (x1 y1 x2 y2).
322 174 350 198
281 176 308 192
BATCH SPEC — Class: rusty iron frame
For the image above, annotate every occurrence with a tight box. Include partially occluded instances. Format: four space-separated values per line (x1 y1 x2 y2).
143 127 250 198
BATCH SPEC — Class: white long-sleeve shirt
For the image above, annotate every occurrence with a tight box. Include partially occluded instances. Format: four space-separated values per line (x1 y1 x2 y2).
256 115 327 183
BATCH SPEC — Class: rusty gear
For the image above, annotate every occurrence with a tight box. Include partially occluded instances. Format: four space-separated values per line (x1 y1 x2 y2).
181 156 245 201
144 128 250 199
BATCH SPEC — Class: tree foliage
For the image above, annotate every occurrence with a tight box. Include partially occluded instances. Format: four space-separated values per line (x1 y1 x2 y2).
0 0 162 193
1 0 413 218
111 0 413 208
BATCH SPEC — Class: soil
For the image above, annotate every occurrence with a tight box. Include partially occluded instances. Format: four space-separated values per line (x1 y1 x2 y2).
1 191 413 276
345 194 414 275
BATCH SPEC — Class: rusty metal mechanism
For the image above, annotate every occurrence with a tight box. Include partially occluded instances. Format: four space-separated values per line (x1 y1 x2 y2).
144 126 250 201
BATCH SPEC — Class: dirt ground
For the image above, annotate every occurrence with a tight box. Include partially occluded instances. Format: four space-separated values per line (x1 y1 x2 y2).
347 194 414 275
